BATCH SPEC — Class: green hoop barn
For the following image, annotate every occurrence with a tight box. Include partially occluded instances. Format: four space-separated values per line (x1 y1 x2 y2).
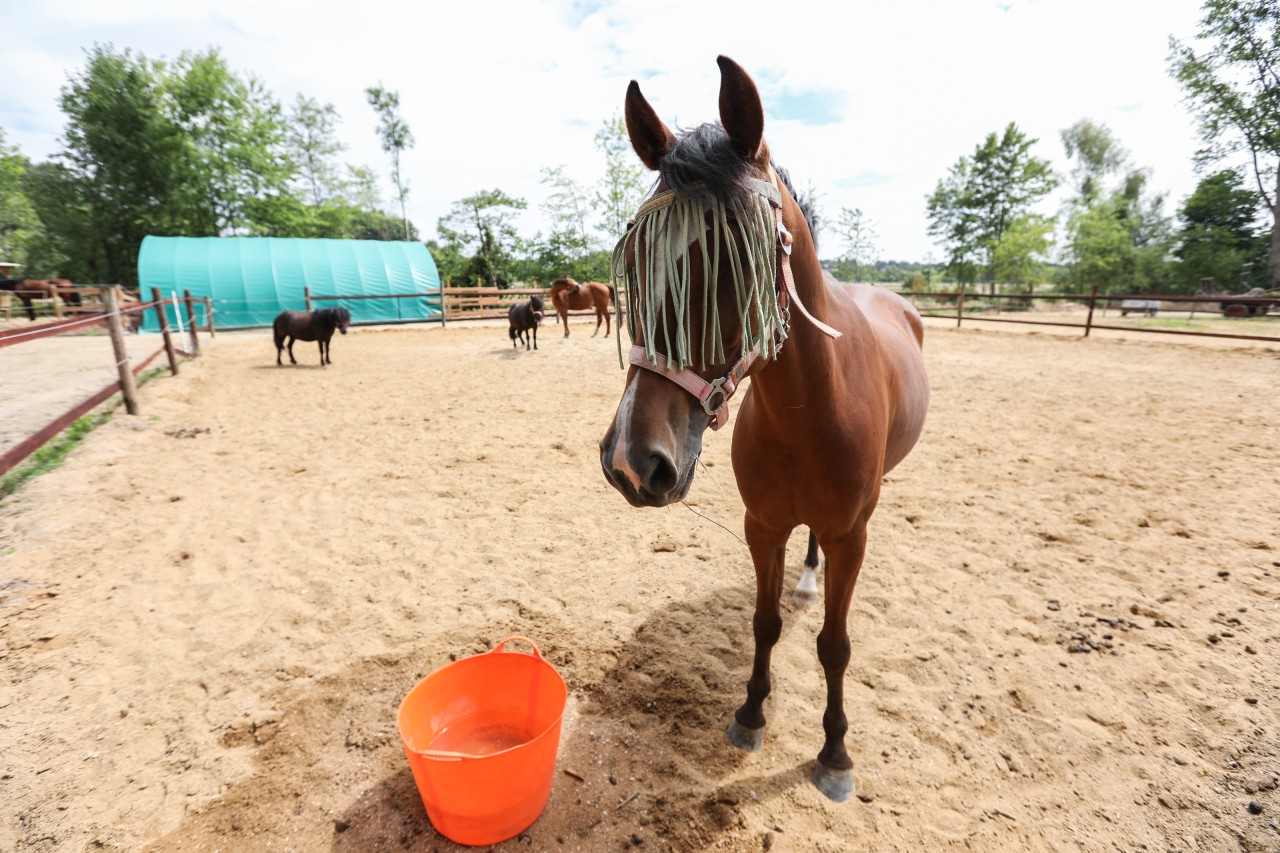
136 236 442 331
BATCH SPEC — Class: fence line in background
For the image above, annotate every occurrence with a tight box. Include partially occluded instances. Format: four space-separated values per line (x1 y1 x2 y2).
902 287 1280 345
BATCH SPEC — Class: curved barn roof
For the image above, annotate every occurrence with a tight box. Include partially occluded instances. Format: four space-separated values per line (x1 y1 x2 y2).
137 236 441 331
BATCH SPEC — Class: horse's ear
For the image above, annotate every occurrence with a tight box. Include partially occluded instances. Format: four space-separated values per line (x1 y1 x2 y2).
716 56 768 166
625 80 675 171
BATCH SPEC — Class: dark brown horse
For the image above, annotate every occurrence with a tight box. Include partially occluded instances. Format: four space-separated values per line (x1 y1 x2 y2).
508 295 544 350
0 278 80 321
549 277 613 338
599 57 929 803
273 307 350 366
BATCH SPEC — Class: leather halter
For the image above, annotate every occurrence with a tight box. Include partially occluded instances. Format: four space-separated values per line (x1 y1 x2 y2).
626 170 840 431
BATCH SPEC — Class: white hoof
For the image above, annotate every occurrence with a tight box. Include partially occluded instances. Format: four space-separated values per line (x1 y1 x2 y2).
793 568 819 609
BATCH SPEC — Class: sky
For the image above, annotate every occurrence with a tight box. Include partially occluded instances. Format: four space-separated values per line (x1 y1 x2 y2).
0 0 1212 263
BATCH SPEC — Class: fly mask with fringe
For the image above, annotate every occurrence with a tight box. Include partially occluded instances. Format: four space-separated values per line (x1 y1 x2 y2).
612 172 840 431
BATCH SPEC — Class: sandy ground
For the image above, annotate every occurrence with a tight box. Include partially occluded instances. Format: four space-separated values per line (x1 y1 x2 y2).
0 326 185 459
1 316 1278 852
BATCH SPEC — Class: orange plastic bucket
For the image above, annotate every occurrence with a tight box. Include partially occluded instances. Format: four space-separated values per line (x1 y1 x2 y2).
398 636 567 846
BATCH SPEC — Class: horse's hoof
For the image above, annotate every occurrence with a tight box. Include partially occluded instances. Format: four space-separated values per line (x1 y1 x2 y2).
726 719 765 752
812 763 855 803
793 569 819 609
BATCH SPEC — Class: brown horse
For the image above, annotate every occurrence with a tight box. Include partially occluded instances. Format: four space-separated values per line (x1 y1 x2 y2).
599 57 929 803
0 278 80 321
273 306 350 366
548 277 613 338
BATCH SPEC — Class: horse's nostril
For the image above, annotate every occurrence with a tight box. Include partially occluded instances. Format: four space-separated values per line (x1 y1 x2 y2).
641 450 679 497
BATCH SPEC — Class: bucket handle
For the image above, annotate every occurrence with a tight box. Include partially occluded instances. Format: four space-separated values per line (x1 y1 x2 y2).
489 635 545 659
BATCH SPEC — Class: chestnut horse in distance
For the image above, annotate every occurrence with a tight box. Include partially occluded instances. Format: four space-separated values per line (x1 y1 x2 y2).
599 57 929 803
548 277 613 338
0 278 80 321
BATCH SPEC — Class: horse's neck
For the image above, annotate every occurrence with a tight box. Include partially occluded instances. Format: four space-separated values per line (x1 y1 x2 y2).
748 254 846 421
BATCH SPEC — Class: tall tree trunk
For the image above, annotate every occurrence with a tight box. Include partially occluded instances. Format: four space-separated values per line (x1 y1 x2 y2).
1270 168 1280 288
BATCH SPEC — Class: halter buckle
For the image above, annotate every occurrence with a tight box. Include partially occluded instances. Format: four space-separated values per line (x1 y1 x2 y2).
777 221 793 256
702 377 729 417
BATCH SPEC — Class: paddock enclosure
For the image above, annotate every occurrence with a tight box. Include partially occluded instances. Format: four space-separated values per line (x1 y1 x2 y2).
1 321 1277 852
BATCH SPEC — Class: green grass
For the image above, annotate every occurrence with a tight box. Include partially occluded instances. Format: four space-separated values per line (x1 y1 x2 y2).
0 365 171 503
0 408 116 501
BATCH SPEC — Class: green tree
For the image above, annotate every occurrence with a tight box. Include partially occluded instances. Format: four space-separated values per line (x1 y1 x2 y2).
437 189 527 287
0 128 43 269
1174 169 1269 290
365 85 415 240
1170 0 1280 285
1061 119 1129 204
163 49 295 236
927 124 1056 292
926 156 983 287
829 207 878 282
991 215 1054 288
1064 170 1173 293
594 115 647 239
287 95 345 205
19 161 79 278
58 44 189 284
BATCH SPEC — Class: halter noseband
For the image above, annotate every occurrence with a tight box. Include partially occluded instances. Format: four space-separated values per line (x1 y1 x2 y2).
621 170 840 431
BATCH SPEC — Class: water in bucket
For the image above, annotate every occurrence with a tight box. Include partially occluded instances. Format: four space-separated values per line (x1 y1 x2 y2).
427 712 537 756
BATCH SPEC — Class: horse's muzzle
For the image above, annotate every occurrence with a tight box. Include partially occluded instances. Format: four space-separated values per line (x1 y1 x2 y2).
339 326 348 334
599 443 695 508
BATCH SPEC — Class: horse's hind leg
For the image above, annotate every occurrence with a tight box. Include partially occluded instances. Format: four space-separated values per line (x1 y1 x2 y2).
727 517 789 754
811 524 869 803
592 311 602 337
287 338 297 364
603 307 611 338
794 530 821 608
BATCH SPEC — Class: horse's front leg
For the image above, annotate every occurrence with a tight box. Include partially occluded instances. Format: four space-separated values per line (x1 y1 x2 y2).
604 309 611 338
812 524 869 803
21 297 35 322
561 309 570 337
727 517 790 752
532 323 538 350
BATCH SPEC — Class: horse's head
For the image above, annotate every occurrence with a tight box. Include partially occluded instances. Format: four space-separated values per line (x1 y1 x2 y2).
599 56 800 508
530 295 544 318
335 306 351 334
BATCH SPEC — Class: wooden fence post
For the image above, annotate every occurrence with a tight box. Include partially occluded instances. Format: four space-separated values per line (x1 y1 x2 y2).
204 296 216 336
1084 284 1098 338
52 291 63 320
305 286 312 313
101 287 140 415
183 289 200 357
151 287 179 375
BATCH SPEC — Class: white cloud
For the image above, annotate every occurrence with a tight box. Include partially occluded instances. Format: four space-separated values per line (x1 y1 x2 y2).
0 0 1211 261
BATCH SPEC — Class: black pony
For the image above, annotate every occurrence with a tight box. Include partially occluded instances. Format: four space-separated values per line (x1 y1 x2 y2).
508 295 544 351
273 306 350 366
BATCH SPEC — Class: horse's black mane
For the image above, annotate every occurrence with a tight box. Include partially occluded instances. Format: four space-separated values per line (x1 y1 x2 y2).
658 122 820 250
